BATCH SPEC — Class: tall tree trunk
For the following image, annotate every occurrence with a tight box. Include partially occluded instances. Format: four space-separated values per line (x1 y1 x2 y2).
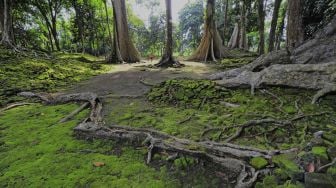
111 0 140 63
155 0 181 67
46 26 54 51
239 0 248 50
103 0 113 48
0 0 13 46
275 1 287 50
51 18 60 51
72 0 85 53
189 0 230 62
257 0 265 54
287 0 304 51
222 0 229 45
268 0 282 52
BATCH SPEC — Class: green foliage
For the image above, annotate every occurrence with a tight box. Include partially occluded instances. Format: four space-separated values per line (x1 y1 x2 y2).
312 146 329 159
0 104 177 187
250 157 268 169
147 79 229 108
272 154 301 178
0 48 112 106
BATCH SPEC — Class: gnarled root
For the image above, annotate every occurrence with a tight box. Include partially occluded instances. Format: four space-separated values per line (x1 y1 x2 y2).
19 91 297 187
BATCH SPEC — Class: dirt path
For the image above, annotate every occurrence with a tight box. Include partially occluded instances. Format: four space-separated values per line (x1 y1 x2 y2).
69 61 219 96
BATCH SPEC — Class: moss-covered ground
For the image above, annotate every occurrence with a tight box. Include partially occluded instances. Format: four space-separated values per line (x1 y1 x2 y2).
105 79 336 187
0 104 225 187
0 48 112 106
1 47 336 187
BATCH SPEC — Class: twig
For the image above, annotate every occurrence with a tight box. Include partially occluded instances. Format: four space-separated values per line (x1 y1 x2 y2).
295 99 303 115
260 89 285 113
59 102 90 123
178 113 195 124
201 127 222 137
101 94 144 99
0 102 35 113
317 158 336 172
224 119 291 143
139 77 156 87
220 101 240 108
198 97 207 110
291 112 329 121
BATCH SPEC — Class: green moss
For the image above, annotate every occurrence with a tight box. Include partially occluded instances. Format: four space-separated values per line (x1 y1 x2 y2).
0 104 225 187
312 146 329 159
250 157 268 169
272 154 301 174
0 49 112 106
255 176 278 188
147 79 229 108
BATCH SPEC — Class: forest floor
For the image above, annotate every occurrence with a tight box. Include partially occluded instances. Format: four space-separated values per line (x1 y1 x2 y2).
1 48 336 187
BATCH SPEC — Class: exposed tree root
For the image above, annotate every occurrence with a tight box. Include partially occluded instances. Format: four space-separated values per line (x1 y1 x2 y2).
0 102 35 113
311 86 336 104
177 113 195 125
139 78 156 87
209 16 336 103
59 102 90 123
317 158 336 172
224 119 291 143
19 91 299 187
155 57 184 68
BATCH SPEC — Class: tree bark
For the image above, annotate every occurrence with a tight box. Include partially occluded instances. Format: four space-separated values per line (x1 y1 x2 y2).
188 0 230 62
155 0 182 67
268 0 282 52
239 0 248 50
287 0 304 51
0 0 13 46
275 2 287 50
257 0 265 54
210 15 336 103
222 0 229 45
103 0 113 49
111 0 140 63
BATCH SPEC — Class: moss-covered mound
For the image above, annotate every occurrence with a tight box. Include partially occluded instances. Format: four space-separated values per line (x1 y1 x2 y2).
147 79 229 108
0 48 112 106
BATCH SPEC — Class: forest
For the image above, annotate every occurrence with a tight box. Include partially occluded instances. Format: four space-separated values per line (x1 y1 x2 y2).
0 0 336 187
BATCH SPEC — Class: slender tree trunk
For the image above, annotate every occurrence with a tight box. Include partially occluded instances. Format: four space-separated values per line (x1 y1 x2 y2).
257 0 265 54
287 0 304 51
189 0 230 62
275 2 287 50
268 0 282 52
111 0 140 63
51 18 60 51
155 0 181 67
103 0 113 48
46 26 54 51
222 0 229 45
72 0 85 53
1 0 13 46
239 0 248 50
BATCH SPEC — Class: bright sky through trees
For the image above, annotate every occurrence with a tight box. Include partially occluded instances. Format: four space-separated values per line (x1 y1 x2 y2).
131 0 197 24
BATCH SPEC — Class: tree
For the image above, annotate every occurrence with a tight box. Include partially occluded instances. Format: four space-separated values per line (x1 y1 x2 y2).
239 0 248 50
189 0 229 62
268 0 282 52
0 0 14 46
155 0 181 67
111 0 140 63
287 0 304 51
275 1 287 50
32 0 64 51
178 1 203 52
257 0 265 54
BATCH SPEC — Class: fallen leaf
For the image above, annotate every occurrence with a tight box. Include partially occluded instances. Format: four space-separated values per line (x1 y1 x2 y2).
93 162 105 167
307 163 315 173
